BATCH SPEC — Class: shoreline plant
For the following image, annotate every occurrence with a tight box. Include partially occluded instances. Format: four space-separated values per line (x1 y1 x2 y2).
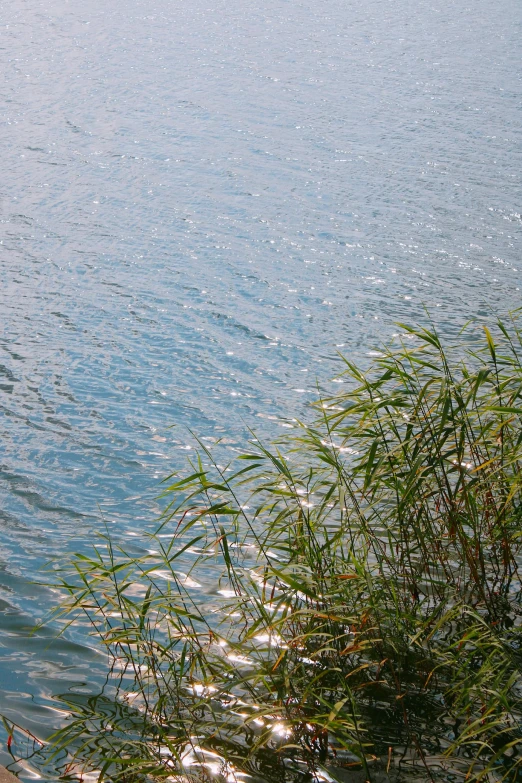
24 317 522 782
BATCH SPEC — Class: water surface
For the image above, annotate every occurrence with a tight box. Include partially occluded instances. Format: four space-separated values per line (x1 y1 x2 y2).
0 0 520 773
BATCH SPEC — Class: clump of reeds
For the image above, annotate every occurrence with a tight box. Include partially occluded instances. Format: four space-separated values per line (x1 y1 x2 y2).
34 317 522 782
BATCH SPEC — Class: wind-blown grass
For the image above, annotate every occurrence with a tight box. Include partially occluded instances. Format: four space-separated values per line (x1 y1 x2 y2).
29 318 522 782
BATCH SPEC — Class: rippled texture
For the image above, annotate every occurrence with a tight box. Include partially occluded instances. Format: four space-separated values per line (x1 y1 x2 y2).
0 0 520 774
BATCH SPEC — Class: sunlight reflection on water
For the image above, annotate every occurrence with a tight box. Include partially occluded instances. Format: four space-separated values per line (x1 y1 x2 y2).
0 0 520 772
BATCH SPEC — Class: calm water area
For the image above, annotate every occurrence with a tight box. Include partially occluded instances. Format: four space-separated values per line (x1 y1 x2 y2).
0 0 520 774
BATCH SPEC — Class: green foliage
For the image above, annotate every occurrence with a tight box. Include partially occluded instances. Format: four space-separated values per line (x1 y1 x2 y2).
35 317 522 782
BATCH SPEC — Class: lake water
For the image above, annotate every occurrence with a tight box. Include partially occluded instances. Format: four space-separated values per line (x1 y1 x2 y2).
0 0 520 773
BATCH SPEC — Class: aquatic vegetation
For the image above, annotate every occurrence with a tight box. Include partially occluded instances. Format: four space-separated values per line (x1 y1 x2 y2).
34 316 522 781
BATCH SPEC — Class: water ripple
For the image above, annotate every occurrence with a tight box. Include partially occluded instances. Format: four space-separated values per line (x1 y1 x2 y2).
0 0 520 772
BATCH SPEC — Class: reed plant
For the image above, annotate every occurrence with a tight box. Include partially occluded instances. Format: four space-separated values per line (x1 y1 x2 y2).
35 317 522 782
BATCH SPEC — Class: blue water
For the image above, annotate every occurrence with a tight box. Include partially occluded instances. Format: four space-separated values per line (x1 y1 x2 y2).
0 0 520 773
